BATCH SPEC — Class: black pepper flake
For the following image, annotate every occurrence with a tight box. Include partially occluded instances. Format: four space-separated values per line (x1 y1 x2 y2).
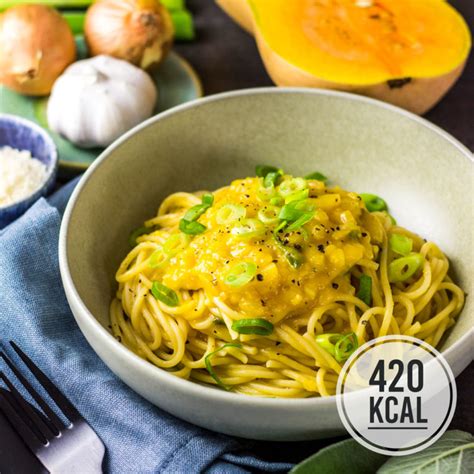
283 239 289 245
318 244 325 253
332 283 339 289
272 259 278 263
245 194 250 198
261 299 266 307
362 232 367 237
256 274 264 281
116 336 122 342
294 244 302 251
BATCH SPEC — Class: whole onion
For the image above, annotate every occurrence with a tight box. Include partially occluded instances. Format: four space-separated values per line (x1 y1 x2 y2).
85 0 174 70
0 5 76 96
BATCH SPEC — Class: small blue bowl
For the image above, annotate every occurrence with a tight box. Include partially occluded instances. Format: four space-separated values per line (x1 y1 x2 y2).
0 114 58 229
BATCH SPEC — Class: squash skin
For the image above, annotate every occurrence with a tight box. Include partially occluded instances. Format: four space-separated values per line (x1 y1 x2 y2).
216 0 254 33
216 0 470 115
255 27 467 115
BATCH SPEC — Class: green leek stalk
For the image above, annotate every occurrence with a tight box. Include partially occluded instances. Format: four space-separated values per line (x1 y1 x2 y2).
160 0 185 10
0 0 93 10
63 11 85 35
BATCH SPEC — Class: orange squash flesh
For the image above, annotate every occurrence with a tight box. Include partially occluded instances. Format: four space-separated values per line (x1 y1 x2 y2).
217 0 471 114
251 0 470 84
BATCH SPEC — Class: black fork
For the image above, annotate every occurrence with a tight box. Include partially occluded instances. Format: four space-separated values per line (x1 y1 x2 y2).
0 342 104 473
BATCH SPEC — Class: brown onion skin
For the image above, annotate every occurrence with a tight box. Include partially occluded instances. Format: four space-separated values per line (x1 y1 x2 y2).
85 0 174 70
0 5 76 96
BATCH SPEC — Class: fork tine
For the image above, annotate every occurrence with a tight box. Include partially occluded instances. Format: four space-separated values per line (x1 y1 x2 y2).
10 341 82 423
0 371 51 443
0 389 45 453
0 350 64 434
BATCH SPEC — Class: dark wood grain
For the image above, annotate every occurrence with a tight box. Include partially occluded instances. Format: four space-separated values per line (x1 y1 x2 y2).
176 0 473 151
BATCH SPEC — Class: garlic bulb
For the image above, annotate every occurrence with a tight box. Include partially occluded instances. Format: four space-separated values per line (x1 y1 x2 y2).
47 55 157 148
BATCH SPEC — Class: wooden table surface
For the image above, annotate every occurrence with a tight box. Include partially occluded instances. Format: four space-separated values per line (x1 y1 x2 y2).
1 1 472 472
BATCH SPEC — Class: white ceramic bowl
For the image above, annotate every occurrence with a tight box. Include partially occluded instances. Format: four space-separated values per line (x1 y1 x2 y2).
59 89 473 441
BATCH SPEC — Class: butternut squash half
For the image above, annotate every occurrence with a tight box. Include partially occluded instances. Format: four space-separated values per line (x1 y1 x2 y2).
217 0 471 114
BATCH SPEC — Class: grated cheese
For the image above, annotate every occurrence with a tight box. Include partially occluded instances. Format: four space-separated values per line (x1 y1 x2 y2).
0 146 48 208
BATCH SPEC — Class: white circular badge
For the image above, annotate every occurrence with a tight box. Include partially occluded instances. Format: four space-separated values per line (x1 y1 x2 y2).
336 335 456 456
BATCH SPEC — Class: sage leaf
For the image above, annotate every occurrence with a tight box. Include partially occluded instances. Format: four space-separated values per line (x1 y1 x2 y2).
290 438 387 474
377 430 474 474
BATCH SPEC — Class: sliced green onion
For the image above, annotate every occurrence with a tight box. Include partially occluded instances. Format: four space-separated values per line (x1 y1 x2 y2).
151 281 179 307
274 220 288 234
129 225 156 247
163 233 191 257
278 177 307 198
183 204 207 222
316 332 358 363
273 233 304 268
356 274 372 306
182 194 214 222
231 318 274 336
286 211 315 231
149 249 167 268
305 171 328 182
389 233 413 256
285 188 309 204
201 194 214 206
315 334 340 357
269 195 284 206
258 206 280 224
216 204 246 225
388 253 423 283
231 218 265 239
205 343 242 391
335 333 359 362
179 195 213 235
264 170 283 188
224 261 257 287
279 200 313 222
256 165 280 177
179 219 207 235
360 193 388 212
257 186 276 201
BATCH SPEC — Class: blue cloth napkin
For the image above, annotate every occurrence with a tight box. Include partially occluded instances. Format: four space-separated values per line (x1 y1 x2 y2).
0 179 297 473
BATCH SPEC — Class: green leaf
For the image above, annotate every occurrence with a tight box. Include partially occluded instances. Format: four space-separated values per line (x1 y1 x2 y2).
290 431 474 474
291 438 387 474
377 431 474 474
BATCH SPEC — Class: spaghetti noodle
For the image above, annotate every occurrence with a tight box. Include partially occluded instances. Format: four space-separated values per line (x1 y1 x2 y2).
110 167 464 397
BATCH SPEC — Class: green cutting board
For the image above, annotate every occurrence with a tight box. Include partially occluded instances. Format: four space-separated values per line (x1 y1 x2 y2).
0 37 202 177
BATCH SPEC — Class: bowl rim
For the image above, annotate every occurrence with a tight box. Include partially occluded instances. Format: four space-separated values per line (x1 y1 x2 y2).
59 87 473 408
0 113 58 213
